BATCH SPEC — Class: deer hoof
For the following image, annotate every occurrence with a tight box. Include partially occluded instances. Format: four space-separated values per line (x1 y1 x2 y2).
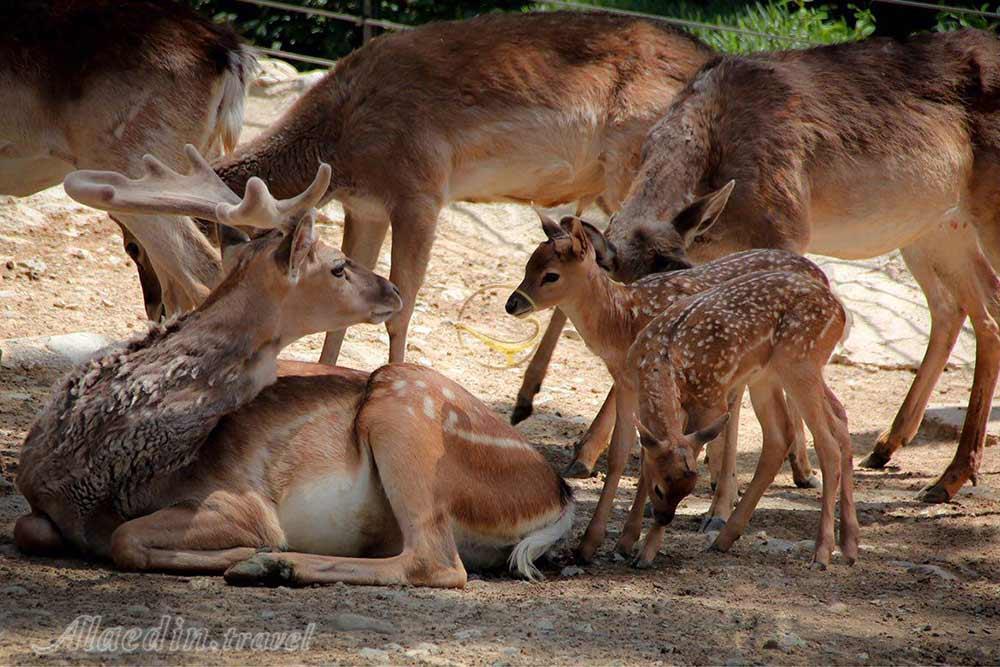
809 559 829 572
562 460 593 479
631 557 653 570
700 516 727 533
794 474 821 490
225 554 294 586
510 401 533 425
859 451 891 470
916 483 952 504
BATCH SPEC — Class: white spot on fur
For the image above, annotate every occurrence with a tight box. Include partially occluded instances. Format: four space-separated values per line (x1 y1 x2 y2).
423 396 436 419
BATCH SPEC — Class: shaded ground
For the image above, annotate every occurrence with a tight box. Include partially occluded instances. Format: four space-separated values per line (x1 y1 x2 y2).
0 62 999 665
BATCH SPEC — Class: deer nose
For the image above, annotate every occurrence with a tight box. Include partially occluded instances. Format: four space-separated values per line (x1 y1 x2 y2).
505 292 528 316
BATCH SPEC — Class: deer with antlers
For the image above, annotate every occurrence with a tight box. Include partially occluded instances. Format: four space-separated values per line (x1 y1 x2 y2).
1 0 256 318
97 11 709 360
15 147 573 587
513 29 1000 504
624 270 857 569
506 214 829 561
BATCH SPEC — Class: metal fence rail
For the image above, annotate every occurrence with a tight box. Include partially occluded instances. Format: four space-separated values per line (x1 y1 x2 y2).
231 0 1000 69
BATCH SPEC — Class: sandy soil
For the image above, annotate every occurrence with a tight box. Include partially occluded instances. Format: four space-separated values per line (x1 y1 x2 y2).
1 64 999 666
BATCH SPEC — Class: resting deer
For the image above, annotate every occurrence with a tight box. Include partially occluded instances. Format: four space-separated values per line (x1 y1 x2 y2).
0 0 256 318
586 29 1000 503
506 215 825 561
625 271 857 569
15 147 573 588
203 11 713 366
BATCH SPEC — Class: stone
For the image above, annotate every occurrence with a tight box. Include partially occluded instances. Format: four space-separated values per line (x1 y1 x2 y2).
0 332 112 371
332 612 396 635
260 609 275 620
125 604 149 616
560 565 584 577
0 585 28 595
454 628 483 640
358 647 390 663
535 617 555 631
909 564 958 581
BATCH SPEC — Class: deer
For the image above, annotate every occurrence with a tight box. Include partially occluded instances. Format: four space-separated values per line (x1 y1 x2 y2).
196 11 714 367
0 0 256 319
624 270 857 570
505 214 829 561
551 28 1000 504
14 146 573 588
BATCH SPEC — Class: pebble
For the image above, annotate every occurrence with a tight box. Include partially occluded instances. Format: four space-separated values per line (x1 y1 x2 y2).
909 564 957 581
454 628 483 640
260 609 275 620
560 565 584 577
332 612 396 635
500 646 521 656
358 647 390 663
126 604 149 616
535 617 555 631
0 584 28 595
67 247 93 261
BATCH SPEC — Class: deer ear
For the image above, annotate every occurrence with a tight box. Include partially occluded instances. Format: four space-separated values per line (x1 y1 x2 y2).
560 217 591 260
535 207 566 241
634 417 662 449
688 413 730 446
672 180 735 247
577 220 617 272
275 212 316 284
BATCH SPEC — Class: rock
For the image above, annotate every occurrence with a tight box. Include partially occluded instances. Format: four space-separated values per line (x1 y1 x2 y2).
0 332 112 371
574 623 595 635
67 247 92 261
260 609 275 620
125 604 149 616
405 642 440 658
358 647 390 663
535 617 555 631
765 632 807 652
828 602 849 614
755 537 796 555
560 565 584 577
500 646 521 656
189 578 213 590
909 564 957 581
16 258 46 277
332 612 396 635
0 585 28 595
454 628 483 640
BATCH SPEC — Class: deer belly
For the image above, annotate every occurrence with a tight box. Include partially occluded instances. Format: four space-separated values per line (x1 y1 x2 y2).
276 466 393 557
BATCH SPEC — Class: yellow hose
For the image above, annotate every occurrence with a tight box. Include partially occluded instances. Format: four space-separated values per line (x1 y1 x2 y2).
454 284 543 369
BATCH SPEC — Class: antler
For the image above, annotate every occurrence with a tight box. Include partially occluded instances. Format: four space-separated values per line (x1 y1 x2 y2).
63 144 331 230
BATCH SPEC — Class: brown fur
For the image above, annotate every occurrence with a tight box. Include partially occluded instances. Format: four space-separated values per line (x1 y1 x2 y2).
603 29 1000 502
627 271 857 568
210 11 712 365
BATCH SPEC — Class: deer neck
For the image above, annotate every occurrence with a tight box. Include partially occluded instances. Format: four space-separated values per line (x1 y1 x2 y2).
558 264 637 372
642 358 689 445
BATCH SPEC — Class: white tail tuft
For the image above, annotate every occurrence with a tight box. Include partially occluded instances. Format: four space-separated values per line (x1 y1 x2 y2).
507 502 574 582
214 45 259 154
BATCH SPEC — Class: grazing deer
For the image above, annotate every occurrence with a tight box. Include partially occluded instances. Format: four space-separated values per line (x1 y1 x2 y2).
0 0 256 318
16 148 572 587
207 11 713 365
593 29 1000 503
625 271 857 569
506 215 825 561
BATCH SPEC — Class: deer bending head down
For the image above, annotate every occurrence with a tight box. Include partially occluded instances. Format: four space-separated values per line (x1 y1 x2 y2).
599 29 1000 503
627 271 858 569
507 213 829 562
17 148 572 587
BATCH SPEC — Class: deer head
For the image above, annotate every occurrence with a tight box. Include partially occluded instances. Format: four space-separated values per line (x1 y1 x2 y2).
505 210 616 318
64 145 402 341
604 180 735 283
635 415 729 526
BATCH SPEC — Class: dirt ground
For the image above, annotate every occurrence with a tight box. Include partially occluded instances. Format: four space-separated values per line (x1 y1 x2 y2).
1 64 999 666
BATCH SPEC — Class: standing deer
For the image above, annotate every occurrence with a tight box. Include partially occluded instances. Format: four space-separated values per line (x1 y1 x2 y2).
506 215 826 561
625 271 857 569
1 0 255 318
205 11 713 365
587 29 1000 503
16 147 573 588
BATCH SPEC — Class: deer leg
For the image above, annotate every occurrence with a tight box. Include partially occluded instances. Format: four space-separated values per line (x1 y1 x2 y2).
615 463 648 557
319 208 391 364
633 522 667 569
384 198 442 363
826 384 859 563
110 496 282 574
512 310 567 424
564 385 617 478
702 383 744 532
780 373 851 568
786 400 820 488
918 269 1000 502
576 388 638 563
14 511 68 557
227 402 466 588
712 380 792 555
862 247 965 469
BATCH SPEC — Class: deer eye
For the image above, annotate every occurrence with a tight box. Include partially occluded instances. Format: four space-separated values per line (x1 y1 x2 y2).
331 262 346 278
654 486 665 500
541 272 560 285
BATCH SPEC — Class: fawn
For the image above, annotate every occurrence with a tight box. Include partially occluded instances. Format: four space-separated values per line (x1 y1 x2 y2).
506 213 830 562
625 270 858 569
17 147 572 588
